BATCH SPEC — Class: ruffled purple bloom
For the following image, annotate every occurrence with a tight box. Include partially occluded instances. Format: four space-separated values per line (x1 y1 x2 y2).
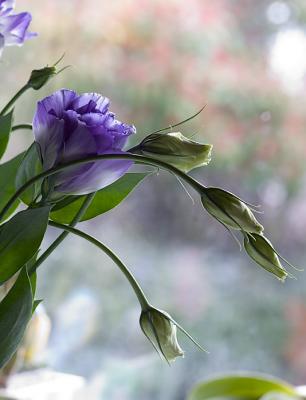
33 89 136 195
0 0 36 55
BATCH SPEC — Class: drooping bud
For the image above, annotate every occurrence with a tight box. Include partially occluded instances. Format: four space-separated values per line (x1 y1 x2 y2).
201 187 264 234
131 132 213 173
27 54 67 90
244 233 288 281
140 308 184 363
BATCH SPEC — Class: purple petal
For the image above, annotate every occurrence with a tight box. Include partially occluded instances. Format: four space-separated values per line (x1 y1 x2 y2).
35 120 65 171
95 96 110 113
62 109 79 135
55 152 133 195
0 0 14 16
80 112 108 126
33 102 66 170
71 93 110 114
53 123 98 188
0 33 4 55
33 88 136 195
59 122 97 163
1 12 34 45
92 131 114 152
95 113 135 149
111 121 136 149
37 89 77 118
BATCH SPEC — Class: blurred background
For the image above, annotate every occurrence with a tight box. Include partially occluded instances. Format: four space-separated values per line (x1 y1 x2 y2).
1 0 306 398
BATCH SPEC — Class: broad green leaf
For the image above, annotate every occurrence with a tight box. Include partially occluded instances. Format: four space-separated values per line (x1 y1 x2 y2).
0 206 50 284
50 172 148 224
188 374 298 400
0 152 24 221
0 267 33 368
15 142 42 205
0 110 14 160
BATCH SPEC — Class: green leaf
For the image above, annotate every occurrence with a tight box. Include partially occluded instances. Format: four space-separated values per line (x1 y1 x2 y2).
50 172 148 223
0 152 24 221
25 253 40 313
0 267 33 368
260 391 300 400
0 110 14 160
15 142 42 205
25 252 39 297
32 299 42 313
0 206 50 284
188 374 298 400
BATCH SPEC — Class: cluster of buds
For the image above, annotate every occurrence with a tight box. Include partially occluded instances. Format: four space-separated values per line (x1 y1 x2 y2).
200 187 300 280
130 128 299 282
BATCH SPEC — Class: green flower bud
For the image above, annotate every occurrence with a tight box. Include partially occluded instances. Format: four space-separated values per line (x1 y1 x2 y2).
27 54 67 90
244 233 288 281
27 67 57 90
140 308 184 363
132 132 213 172
201 187 264 234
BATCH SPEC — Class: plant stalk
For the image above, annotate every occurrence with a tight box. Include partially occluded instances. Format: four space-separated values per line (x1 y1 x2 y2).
12 124 32 132
48 220 150 310
28 193 95 274
0 153 204 222
0 85 30 116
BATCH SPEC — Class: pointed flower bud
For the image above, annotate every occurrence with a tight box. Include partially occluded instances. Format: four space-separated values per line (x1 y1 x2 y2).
140 306 207 363
201 187 264 234
27 55 67 90
244 233 288 281
140 308 184 363
131 132 212 172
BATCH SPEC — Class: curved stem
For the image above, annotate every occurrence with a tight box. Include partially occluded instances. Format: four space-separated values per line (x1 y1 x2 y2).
12 124 32 132
0 84 30 116
29 193 95 274
48 220 150 310
0 153 204 222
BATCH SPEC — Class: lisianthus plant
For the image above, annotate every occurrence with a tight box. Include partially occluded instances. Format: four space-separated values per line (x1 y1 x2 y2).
0 1 301 368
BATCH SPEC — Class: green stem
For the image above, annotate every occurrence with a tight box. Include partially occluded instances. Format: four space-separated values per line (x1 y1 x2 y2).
12 124 32 132
29 193 95 274
48 220 150 310
0 84 30 116
0 153 204 222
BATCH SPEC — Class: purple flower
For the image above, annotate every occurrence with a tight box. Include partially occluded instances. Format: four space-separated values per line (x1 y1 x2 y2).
33 89 136 195
0 0 36 55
